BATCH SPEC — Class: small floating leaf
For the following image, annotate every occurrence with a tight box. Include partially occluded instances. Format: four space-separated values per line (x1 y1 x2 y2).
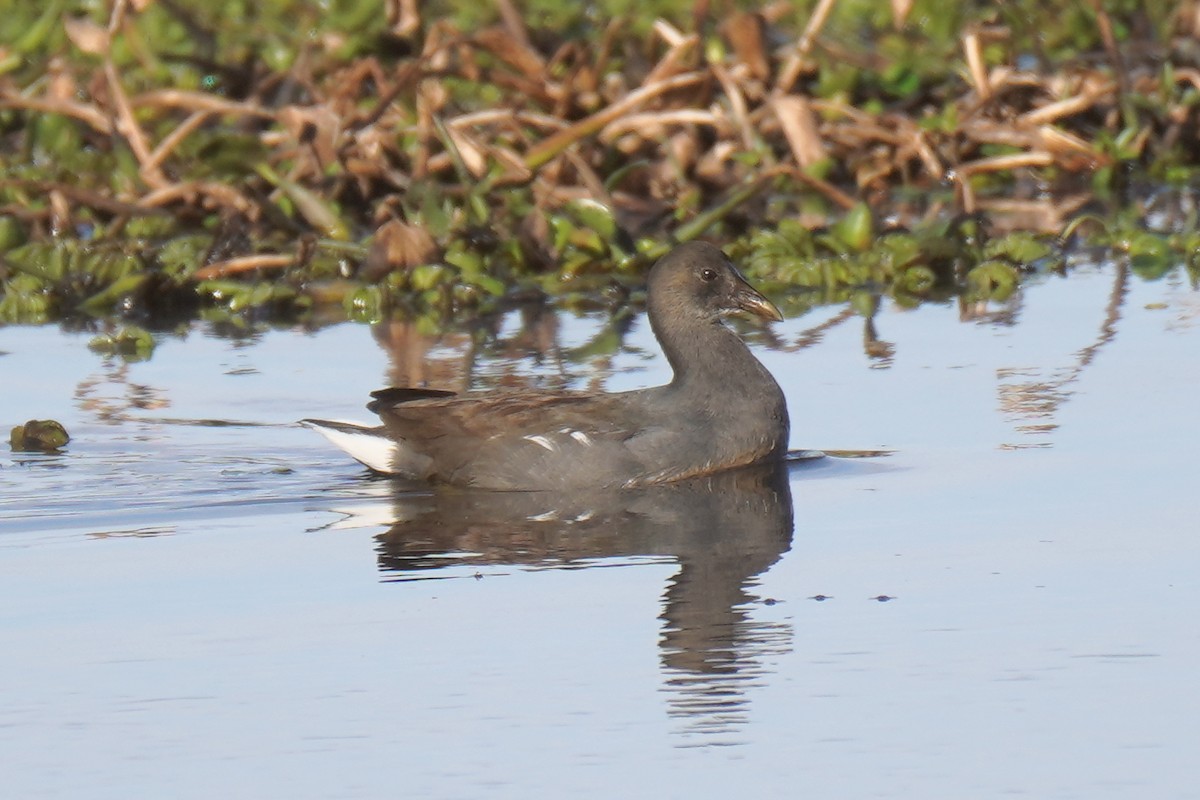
984 232 1052 264
966 260 1019 300
88 326 156 362
897 264 937 295
10 419 70 452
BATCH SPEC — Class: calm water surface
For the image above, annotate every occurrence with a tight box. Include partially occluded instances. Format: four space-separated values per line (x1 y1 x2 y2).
2 260 1198 798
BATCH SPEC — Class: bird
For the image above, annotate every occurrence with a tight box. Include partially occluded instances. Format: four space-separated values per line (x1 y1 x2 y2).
303 241 789 491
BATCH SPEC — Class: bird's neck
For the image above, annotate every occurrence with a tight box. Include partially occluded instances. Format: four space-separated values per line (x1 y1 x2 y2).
649 301 790 462
652 309 775 395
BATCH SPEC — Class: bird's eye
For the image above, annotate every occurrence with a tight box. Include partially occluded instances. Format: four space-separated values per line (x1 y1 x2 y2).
700 267 718 282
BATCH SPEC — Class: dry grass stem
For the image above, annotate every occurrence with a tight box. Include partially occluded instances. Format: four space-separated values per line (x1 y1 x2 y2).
145 111 214 172
789 168 858 211
133 90 276 120
711 62 755 150
643 29 698 86
960 151 1055 175
772 95 828 168
652 19 688 48
2 1 1188 277
0 92 115 134
963 32 991 101
448 109 567 133
1019 84 1115 126
104 62 168 189
138 182 255 214
192 254 294 281
524 70 707 170
777 0 839 93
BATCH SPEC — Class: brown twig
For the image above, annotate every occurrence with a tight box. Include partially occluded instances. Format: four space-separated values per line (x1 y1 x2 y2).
132 90 276 120
775 0 838 94
1019 84 1115 127
787 166 859 211
144 111 213 172
772 95 827 168
192 254 294 281
524 71 708 171
138 181 255 214
102 0 168 190
0 92 114 134
959 151 1055 175
711 62 755 151
963 31 991 101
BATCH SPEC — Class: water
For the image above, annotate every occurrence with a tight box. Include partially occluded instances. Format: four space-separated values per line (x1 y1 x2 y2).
1 260 1198 798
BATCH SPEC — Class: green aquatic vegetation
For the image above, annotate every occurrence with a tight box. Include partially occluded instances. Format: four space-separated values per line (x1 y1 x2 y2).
0 0 1195 329
9 419 70 452
736 211 1058 307
966 261 1020 302
1063 210 1200 281
2 241 150 320
0 197 1185 331
828 204 874 254
88 326 156 362
0 274 57 325
0 217 26 251
983 233 1054 265
179 132 272 183
198 280 307 316
155 236 214 281
548 200 640 277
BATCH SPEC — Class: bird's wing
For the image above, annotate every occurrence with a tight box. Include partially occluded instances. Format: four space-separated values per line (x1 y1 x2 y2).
372 389 668 489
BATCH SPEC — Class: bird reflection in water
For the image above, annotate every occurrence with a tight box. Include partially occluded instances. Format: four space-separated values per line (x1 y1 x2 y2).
373 461 795 743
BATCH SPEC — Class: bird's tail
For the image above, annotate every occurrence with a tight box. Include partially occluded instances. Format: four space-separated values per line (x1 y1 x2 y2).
300 419 402 474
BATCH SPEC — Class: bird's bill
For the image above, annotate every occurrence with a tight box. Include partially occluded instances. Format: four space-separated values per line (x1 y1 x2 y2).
732 281 784 322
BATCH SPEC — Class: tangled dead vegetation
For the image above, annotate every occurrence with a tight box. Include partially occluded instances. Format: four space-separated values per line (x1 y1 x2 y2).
2 1 1200 323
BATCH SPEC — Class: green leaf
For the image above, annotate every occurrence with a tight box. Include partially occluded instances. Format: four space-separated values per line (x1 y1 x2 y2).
564 199 619 243
831 204 874 253
984 232 1051 264
966 260 1018 300
78 274 148 313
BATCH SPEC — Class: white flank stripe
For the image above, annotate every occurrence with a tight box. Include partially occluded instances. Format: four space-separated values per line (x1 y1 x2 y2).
523 434 558 452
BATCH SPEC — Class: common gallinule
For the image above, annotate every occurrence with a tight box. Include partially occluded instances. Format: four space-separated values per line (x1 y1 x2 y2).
304 241 789 490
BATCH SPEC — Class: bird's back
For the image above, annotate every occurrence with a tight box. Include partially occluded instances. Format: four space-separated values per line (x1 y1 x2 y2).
371 383 783 490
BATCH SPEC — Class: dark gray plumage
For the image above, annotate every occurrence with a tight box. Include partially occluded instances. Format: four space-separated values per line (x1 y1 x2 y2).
304 242 789 490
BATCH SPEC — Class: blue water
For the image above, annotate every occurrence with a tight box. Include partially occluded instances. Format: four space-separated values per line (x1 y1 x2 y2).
1 259 1197 798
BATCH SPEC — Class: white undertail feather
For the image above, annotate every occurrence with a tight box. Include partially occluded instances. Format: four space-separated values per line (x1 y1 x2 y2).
301 419 401 474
